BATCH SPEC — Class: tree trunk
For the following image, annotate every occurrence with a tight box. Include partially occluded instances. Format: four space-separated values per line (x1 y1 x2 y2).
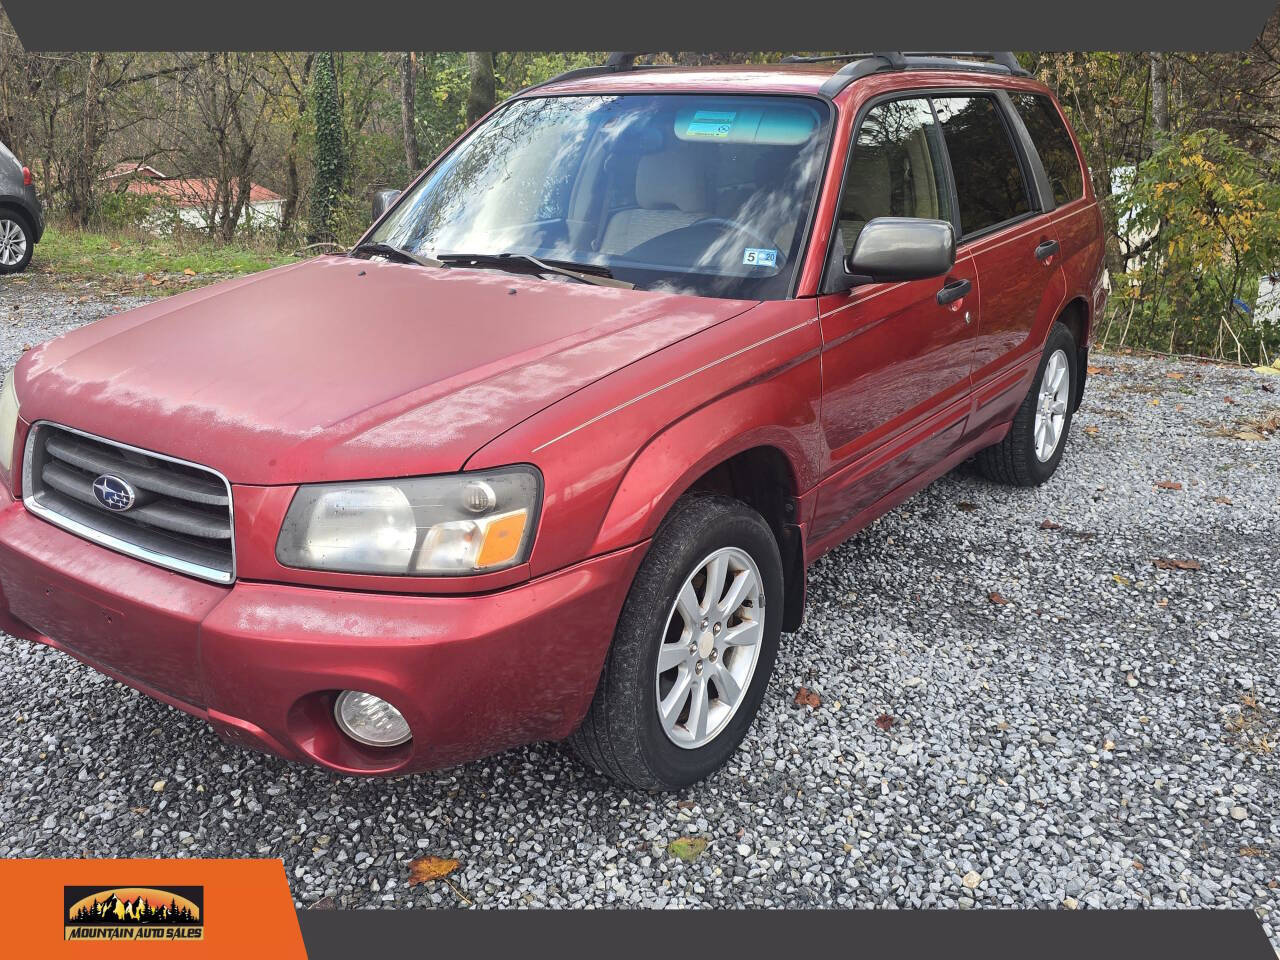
1150 52 1170 149
307 51 345 245
466 52 495 128
401 52 419 173
67 53 107 227
280 54 314 241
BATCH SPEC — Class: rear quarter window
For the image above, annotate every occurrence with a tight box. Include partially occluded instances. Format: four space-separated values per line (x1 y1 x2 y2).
1011 93 1084 206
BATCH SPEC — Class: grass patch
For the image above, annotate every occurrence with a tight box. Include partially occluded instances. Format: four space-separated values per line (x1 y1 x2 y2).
33 223 299 292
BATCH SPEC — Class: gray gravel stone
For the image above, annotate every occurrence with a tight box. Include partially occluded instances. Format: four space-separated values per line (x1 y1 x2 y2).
0 276 1277 943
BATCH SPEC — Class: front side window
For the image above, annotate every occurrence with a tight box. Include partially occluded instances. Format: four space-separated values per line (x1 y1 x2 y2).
370 94 832 300
932 95 1031 236
834 97 953 259
1010 93 1084 206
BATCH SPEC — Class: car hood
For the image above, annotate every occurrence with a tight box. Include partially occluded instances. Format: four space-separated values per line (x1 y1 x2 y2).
17 257 756 484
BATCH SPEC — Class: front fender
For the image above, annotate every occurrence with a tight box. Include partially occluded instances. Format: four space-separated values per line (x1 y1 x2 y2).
590 387 813 557
466 301 824 579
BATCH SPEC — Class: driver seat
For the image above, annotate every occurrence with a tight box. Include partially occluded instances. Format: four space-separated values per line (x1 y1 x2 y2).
598 144 709 255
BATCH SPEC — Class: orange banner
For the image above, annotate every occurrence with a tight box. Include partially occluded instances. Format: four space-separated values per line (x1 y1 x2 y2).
0 859 305 957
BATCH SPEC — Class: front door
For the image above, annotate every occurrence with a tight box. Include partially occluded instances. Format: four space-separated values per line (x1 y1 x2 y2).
810 96 977 548
931 92 1067 434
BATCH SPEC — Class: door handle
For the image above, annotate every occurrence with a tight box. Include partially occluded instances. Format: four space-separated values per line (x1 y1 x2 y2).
1035 239 1060 261
936 277 971 306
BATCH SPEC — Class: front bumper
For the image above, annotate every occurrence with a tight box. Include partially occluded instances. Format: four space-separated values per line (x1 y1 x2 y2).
0 488 643 775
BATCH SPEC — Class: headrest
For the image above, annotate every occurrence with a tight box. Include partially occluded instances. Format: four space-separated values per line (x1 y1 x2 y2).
636 145 707 212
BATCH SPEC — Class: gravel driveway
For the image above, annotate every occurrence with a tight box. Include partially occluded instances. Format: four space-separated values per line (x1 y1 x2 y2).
2 274 1278 939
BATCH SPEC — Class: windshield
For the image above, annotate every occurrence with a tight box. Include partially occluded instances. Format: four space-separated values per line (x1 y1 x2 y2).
369 94 832 300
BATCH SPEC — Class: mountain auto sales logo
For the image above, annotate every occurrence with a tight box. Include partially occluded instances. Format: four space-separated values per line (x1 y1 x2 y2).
63 885 204 941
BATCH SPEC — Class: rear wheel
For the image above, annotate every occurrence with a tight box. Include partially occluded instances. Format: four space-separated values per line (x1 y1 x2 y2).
976 321 1077 486
0 211 33 274
569 493 783 791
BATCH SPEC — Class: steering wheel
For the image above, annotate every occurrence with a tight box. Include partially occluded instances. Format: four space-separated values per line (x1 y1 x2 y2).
689 217 788 268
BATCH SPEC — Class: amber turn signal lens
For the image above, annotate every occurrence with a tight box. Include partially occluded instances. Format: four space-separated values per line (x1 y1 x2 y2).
476 509 529 568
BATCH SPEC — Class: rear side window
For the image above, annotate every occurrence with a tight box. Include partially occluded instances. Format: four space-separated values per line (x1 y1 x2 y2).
1011 93 1084 206
932 95 1031 236
836 97 952 256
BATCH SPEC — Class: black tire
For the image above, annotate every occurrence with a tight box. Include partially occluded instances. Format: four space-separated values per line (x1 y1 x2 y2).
976 321 1078 486
0 209 33 275
568 493 783 791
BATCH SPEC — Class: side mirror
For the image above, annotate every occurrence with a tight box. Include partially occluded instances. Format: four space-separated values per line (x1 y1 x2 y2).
372 188 401 222
845 217 955 284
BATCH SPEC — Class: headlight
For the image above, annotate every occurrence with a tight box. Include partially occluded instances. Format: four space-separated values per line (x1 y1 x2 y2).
0 366 19 475
276 465 541 575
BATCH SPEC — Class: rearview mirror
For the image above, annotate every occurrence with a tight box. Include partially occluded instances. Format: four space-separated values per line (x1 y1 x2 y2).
372 188 401 222
845 217 955 284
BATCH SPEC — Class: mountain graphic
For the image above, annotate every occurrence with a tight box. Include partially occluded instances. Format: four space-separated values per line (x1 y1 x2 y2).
67 888 201 926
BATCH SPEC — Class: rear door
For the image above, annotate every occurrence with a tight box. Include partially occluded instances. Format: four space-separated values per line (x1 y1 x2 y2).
810 96 977 549
931 92 1066 436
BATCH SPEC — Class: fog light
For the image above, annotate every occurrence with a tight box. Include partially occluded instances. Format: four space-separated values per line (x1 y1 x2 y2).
333 690 411 747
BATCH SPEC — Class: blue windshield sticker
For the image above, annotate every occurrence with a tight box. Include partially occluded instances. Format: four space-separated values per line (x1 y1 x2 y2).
686 110 736 138
743 248 778 267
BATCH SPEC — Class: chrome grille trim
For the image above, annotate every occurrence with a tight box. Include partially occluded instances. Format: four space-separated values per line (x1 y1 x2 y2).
21 421 236 584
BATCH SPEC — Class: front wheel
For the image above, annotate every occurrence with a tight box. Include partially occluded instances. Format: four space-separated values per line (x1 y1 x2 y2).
568 493 783 791
976 321 1078 486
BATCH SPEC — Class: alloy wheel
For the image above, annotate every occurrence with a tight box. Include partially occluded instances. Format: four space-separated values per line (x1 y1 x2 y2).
0 218 27 267
1034 348 1070 462
654 546 764 750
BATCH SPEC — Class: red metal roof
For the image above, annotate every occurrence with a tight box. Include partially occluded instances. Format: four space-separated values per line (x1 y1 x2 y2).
121 177 283 206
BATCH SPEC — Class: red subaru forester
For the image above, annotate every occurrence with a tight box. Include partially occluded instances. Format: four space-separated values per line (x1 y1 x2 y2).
0 52 1104 790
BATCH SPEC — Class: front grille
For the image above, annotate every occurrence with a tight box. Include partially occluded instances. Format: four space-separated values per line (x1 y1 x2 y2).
22 422 234 583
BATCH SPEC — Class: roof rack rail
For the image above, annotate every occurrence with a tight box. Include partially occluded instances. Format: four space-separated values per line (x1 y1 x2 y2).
521 52 663 95
816 51 1029 97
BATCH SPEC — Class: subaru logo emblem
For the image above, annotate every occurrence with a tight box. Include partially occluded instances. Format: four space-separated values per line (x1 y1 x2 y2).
92 474 136 512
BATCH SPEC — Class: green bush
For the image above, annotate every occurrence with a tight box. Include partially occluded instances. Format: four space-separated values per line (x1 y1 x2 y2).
92 189 157 231
1105 128 1280 364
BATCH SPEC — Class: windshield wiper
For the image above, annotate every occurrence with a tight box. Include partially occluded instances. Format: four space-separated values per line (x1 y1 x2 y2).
350 241 444 269
436 252 633 289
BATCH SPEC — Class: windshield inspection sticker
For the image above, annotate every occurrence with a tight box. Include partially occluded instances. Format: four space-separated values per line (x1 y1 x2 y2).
686 110 736 138
743 248 778 267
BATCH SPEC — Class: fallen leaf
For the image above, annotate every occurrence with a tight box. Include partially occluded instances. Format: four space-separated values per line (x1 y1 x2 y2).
1083 425 1100 436
667 836 708 862
1153 557 1201 571
874 713 896 731
1240 846 1263 858
1212 496 1233 505
1224 396 1235 404
1154 480 1182 490
956 501 978 512
1166 371 1184 380
676 799 696 810
1132 859 1144 870
183 268 197 276
1039 519 1062 530
1149 397 1160 406
1112 574 1132 586
1104 739 1116 751
407 855 460 886
794 686 821 709
1234 430 1266 441
987 591 1009 605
